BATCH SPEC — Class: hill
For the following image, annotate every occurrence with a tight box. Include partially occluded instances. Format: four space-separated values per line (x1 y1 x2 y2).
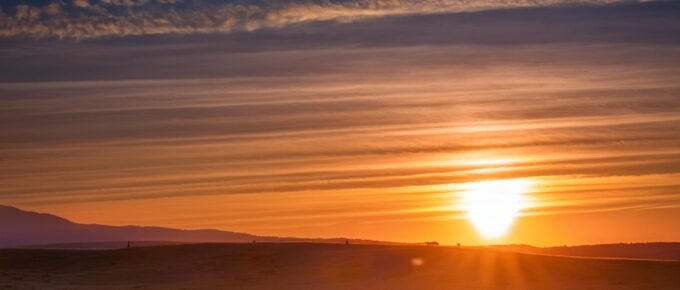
1 243 678 290
0 205 389 248
493 243 680 261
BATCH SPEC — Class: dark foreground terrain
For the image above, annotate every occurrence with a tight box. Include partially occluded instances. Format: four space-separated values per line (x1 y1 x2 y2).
493 243 680 261
1 243 679 290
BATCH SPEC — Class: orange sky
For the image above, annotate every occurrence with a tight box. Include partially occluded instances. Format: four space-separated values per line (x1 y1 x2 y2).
4 53 680 246
1 1 680 246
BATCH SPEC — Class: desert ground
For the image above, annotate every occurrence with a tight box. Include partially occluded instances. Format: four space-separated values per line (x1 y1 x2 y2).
1 243 679 290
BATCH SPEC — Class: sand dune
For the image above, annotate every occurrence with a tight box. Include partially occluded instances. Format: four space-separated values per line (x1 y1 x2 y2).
1 243 679 290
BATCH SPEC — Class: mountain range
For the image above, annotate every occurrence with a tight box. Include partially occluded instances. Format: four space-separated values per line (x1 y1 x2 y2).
0 204 389 248
3 204 679 261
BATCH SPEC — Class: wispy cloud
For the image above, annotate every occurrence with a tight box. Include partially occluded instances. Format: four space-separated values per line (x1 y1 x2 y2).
0 0 641 39
1 0 679 246
2 43 680 209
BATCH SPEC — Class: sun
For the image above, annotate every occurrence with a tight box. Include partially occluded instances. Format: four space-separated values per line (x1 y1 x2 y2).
460 179 531 239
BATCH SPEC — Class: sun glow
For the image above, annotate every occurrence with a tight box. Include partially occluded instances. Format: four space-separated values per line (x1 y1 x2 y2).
460 179 532 239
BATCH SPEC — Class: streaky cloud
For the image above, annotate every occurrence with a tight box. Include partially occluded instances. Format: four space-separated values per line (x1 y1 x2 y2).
0 0 648 39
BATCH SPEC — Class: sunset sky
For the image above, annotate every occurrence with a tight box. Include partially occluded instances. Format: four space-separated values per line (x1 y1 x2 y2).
1 0 680 246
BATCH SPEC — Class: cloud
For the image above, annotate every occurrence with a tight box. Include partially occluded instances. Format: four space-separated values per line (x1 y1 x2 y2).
1 1 678 83
73 0 91 8
2 41 680 205
0 0 647 39
1 0 679 245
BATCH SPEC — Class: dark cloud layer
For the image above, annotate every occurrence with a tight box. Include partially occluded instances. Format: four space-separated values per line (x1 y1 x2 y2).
1 1 679 82
0 0 656 39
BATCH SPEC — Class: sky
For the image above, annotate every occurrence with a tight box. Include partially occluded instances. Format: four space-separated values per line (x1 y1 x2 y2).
1 0 680 246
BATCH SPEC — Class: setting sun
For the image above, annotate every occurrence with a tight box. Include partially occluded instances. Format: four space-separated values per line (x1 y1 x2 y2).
2 0 680 289
461 179 532 239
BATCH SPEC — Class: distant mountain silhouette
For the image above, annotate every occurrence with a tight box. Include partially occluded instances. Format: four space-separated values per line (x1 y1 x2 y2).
0 204 390 248
493 243 680 261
